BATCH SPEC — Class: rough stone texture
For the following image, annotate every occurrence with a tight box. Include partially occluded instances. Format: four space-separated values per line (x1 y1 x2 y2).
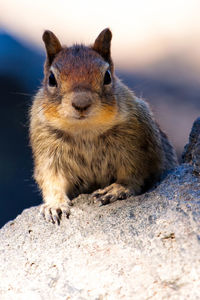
0 118 200 300
182 117 200 174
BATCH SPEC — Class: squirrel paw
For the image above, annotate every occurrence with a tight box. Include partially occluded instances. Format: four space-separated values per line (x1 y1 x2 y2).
92 183 134 206
40 202 71 225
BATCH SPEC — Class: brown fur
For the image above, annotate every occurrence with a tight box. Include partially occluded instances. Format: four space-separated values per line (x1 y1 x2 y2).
29 28 178 223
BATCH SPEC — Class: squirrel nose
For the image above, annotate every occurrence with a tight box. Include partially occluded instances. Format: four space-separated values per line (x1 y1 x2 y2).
71 94 92 112
72 102 91 112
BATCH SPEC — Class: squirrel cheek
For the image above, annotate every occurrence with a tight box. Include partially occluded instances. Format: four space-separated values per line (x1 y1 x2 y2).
43 103 60 121
42 104 70 129
92 104 117 125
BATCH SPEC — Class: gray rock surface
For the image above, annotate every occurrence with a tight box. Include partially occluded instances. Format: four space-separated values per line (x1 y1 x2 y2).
0 118 200 300
182 116 200 173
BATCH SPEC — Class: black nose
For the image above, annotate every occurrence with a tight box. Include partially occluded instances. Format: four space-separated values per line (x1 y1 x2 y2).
72 101 91 112
72 95 92 112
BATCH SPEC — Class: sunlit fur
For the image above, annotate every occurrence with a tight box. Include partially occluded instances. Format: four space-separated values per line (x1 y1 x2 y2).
30 29 178 222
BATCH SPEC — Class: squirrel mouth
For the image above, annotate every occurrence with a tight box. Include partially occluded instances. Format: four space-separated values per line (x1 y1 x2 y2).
74 115 87 120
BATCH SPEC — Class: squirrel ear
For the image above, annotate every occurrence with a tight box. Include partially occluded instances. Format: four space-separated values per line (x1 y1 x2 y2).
42 30 62 65
92 28 112 62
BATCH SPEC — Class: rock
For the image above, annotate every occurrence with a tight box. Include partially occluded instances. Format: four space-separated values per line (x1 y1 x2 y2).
0 119 200 300
182 117 200 173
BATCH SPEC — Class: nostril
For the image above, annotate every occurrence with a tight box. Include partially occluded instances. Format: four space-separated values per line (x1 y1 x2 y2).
72 102 91 112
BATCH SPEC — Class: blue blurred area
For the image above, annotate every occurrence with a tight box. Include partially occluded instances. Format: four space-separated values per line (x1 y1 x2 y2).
0 30 200 228
0 32 44 227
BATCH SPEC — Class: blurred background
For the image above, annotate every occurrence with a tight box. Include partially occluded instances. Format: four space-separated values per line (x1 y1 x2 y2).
0 0 200 227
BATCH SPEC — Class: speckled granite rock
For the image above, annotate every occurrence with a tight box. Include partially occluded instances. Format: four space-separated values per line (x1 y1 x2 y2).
0 118 200 300
182 117 200 173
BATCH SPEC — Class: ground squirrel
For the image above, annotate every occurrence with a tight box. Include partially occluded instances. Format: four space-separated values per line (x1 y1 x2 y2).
30 28 178 224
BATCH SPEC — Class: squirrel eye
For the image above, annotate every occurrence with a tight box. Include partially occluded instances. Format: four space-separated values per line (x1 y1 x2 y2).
48 71 57 87
103 70 111 85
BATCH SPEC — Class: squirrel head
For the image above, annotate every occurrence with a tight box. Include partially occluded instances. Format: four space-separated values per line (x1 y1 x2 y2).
43 28 113 69
40 29 121 133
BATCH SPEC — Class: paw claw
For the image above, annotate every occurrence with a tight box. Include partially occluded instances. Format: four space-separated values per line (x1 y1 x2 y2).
92 183 134 205
40 203 70 224
99 195 112 205
92 190 107 199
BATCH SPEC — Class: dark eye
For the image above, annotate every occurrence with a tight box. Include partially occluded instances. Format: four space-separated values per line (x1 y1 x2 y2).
103 70 111 85
48 71 57 87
